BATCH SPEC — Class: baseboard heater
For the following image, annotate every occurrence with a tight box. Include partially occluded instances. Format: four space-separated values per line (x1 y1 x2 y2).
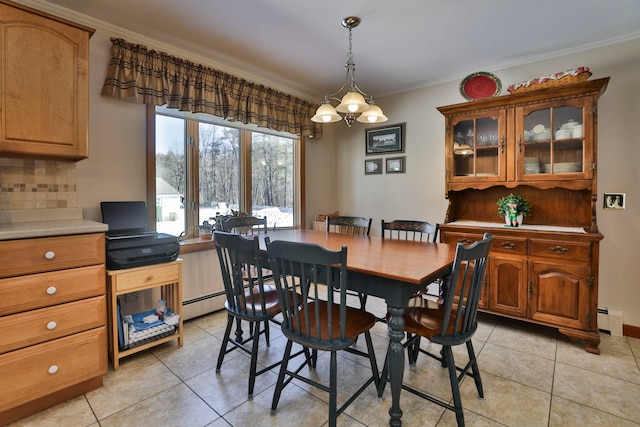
183 291 225 306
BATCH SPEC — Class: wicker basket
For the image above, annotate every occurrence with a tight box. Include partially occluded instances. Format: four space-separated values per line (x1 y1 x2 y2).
508 69 592 94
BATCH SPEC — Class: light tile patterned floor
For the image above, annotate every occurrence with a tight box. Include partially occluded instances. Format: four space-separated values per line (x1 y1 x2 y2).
8 296 640 427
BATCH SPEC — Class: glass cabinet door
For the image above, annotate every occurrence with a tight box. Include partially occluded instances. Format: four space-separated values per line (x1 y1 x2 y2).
517 99 592 180
449 111 505 181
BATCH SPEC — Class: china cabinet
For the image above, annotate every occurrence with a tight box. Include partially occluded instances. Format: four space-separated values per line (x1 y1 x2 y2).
0 0 94 160
438 77 608 353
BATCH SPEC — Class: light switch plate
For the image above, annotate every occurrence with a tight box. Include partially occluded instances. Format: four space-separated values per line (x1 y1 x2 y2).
603 193 625 209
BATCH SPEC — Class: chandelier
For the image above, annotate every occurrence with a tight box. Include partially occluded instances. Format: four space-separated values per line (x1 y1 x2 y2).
310 16 388 127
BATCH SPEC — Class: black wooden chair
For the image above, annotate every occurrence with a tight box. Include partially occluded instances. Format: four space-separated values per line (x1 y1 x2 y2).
219 215 268 235
213 231 286 396
378 233 492 427
266 239 380 427
325 215 372 310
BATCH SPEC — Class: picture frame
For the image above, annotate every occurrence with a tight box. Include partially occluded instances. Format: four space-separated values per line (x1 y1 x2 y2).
364 158 383 175
386 156 406 174
365 123 405 155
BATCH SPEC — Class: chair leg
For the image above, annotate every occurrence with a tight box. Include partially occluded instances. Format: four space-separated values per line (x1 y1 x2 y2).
271 339 293 411
364 331 380 390
377 352 389 397
358 293 368 310
248 320 261 397
329 351 338 427
264 319 270 346
216 314 234 371
235 318 244 342
466 341 484 398
443 346 465 427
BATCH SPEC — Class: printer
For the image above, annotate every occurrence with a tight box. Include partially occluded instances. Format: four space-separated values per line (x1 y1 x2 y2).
101 201 180 270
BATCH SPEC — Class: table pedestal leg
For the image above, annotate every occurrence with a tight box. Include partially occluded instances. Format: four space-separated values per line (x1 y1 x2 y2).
387 306 405 427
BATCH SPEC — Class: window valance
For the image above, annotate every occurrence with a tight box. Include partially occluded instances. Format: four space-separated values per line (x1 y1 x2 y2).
101 38 322 139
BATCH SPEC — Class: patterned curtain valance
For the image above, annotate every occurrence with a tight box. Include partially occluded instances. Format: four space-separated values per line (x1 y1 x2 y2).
101 38 322 139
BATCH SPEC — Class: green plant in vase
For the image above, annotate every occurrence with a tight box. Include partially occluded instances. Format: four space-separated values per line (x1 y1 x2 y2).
497 193 531 227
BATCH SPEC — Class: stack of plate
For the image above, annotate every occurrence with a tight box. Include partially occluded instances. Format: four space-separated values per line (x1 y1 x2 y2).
524 156 540 174
542 162 581 173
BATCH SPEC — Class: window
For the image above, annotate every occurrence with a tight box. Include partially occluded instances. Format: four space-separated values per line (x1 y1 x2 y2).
151 106 302 238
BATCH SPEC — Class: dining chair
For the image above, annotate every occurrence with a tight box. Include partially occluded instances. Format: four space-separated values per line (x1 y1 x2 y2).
266 239 380 427
325 215 372 309
213 231 285 396
219 215 268 235
378 233 492 427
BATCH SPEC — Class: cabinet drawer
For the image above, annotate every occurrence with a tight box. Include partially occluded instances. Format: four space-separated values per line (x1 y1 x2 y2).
0 234 105 278
529 239 591 262
0 264 105 316
491 236 528 255
110 262 180 293
440 231 485 246
0 327 107 413
0 296 105 353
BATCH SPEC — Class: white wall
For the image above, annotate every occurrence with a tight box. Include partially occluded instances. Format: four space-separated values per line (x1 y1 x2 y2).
332 38 640 329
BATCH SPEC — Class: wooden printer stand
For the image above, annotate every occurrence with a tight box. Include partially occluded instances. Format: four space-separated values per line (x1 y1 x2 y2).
106 259 183 370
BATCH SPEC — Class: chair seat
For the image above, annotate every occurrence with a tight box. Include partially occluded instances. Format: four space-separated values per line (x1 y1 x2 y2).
291 302 376 343
225 285 281 317
401 304 456 339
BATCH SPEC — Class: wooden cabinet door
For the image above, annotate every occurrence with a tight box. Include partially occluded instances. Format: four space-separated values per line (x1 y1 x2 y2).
488 255 528 317
0 3 90 159
528 260 591 329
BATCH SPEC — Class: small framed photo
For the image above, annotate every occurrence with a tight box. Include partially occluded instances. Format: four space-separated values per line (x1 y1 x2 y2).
603 193 625 209
386 156 406 174
364 158 382 175
365 123 405 155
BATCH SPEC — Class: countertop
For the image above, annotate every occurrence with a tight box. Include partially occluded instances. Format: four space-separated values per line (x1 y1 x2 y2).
0 208 108 240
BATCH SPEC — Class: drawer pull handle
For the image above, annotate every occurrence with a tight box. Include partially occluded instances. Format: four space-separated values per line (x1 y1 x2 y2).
500 242 516 249
46 286 57 295
44 251 56 260
458 238 471 244
47 321 57 330
48 365 58 374
549 246 569 254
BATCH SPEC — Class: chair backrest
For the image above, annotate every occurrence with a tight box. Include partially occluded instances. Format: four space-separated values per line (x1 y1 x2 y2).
438 233 492 345
381 220 439 242
266 239 352 347
219 216 268 235
214 231 270 319
326 216 372 236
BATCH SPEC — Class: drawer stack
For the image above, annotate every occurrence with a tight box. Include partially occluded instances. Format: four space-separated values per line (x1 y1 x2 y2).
0 233 107 425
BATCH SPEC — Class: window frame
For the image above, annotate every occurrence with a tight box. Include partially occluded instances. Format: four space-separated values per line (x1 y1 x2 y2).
146 104 305 238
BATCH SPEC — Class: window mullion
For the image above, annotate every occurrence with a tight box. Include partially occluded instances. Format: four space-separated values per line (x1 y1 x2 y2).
240 130 252 215
187 121 199 237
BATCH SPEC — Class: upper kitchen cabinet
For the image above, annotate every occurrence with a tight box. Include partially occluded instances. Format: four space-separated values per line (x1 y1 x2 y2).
0 1 94 160
438 78 609 192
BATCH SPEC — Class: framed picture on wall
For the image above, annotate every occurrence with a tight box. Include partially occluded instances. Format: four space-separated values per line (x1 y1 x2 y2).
364 158 383 175
365 123 405 155
385 156 405 174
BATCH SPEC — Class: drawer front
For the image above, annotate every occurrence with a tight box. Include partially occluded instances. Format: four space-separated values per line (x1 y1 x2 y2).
440 231 485 247
491 236 528 255
0 233 105 278
0 296 106 353
529 239 591 262
0 264 105 315
0 327 107 413
112 262 180 293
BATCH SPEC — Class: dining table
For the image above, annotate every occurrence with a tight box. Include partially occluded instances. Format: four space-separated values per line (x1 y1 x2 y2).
259 229 457 427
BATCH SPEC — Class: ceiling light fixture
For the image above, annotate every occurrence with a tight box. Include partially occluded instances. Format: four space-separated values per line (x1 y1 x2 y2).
311 16 388 127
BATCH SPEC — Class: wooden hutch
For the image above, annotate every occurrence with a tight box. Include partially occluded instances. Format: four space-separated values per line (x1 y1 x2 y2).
438 77 609 354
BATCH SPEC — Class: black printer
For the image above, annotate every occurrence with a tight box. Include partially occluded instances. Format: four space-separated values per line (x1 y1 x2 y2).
101 201 180 270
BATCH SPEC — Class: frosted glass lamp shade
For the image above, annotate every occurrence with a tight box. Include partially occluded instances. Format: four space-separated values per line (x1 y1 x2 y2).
311 103 342 123
356 104 388 123
336 91 370 114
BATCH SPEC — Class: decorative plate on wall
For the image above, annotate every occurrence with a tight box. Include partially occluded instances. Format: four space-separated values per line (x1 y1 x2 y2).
460 72 502 101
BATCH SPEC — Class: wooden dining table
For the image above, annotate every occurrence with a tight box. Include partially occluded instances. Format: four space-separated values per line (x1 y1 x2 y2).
259 229 457 427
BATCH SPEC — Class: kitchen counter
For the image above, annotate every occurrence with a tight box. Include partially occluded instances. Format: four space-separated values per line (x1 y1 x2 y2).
0 208 107 240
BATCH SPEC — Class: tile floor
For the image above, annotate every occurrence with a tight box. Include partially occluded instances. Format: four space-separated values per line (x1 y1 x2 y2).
8 296 640 427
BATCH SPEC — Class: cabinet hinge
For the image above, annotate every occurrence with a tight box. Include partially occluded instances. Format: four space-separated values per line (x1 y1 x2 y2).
586 277 594 288
590 106 597 115
590 162 596 171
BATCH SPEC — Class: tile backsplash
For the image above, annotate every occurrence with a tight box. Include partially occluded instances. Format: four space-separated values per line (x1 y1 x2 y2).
0 158 77 210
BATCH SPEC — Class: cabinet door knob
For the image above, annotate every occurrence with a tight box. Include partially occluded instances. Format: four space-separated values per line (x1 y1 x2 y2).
46 286 57 295
47 321 57 330
500 242 516 249
549 246 569 254
44 251 56 260
48 365 59 374
459 238 471 244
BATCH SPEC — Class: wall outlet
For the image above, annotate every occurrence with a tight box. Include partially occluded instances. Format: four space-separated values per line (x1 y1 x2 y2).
124 292 138 302
603 193 626 209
